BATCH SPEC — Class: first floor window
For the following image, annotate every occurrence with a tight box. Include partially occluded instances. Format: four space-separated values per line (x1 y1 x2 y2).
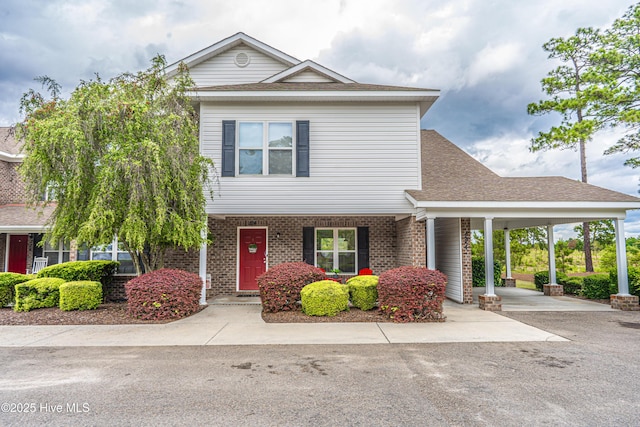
315 228 356 273
76 238 135 274
43 240 71 265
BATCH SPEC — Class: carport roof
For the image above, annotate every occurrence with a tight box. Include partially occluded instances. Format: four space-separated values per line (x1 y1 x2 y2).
406 130 640 204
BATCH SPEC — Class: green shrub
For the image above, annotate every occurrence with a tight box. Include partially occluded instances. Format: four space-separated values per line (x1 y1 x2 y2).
125 269 202 321
533 270 569 292
300 280 349 316
378 266 446 323
471 257 502 287
609 267 640 298
14 277 66 312
0 273 33 307
582 274 615 299
562 277 583 295
37 260 119 288
59 281 102 311
346 275 378 311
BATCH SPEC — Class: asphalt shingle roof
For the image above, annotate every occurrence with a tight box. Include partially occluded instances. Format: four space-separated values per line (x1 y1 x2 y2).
0 204 54 227
406 130 640 203
196 82 437 92
0 127 22 156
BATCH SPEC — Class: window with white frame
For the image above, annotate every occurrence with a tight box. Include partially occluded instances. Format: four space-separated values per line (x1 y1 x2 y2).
238 121 293 175
43 240 71 265
315 228 357 273
76 238 135 274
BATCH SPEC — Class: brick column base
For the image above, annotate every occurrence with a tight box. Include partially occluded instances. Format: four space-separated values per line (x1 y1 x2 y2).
478 294 502 311
543 284 563 296
503 278 516 287
610 295 640 311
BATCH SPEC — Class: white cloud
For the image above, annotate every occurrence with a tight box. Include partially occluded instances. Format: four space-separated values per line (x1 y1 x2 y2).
466 43 524 86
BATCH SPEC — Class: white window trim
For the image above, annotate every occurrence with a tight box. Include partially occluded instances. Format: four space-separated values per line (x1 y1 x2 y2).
237 120 296 176
43 239 71 265
87 237 134 275
314 228 358 273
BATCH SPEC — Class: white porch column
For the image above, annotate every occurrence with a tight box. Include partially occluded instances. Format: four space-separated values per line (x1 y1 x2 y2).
199 226 208 305
615 218 630 295
484 217 495 296
426 217 436 270
504 228 512 279
547 225 556 285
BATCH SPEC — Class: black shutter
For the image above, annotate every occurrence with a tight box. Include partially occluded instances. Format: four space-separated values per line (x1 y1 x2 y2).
357 227 370 270
296 120 310 177
302 227 315 265
221 120 236 177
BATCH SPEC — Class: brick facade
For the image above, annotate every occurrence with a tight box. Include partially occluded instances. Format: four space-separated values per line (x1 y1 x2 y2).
166 216 399 297
0 161 26 205
0 233 5 271
395 216 426 267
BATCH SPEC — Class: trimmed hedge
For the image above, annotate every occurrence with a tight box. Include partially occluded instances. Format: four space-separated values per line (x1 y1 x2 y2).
377 266 447 323
562 277 583 295
471 257 502 287
533 270 569 292
125 269 202 321
300 280 350 316
346 275 379 311
257 262 326 313
0 273 33 307
610 267 640 298
14 277 66 312
582 274 616 300
37 260 119 288
59 281 102 311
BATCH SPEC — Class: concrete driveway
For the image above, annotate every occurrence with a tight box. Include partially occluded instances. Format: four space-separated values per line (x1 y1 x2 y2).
473 286 615 312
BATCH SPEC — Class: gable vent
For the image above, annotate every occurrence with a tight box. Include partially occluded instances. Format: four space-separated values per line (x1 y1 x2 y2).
234 52 251 67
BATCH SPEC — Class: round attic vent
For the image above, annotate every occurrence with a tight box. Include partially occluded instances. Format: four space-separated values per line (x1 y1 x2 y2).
234 52 251 67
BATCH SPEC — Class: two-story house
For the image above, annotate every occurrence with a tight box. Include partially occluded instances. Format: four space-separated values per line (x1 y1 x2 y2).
3 32 640 310
159 33 640 310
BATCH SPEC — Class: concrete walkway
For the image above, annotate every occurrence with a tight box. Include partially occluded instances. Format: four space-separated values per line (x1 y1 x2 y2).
0 296 569 347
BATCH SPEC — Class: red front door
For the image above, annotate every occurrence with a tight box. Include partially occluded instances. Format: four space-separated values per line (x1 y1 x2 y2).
238 228 267 291
8 234 29 274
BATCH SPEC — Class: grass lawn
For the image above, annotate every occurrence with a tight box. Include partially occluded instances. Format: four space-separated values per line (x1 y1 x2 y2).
516 280 536 290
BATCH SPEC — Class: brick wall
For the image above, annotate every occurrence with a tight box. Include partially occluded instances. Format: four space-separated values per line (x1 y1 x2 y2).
0 161 26 205
0 234 5 271
167 216 398 297
396 216 426 267
461 218 473 304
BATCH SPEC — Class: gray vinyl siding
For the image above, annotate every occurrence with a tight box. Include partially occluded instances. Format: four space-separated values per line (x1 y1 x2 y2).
435 217 463 303
188 45 289 86
200 102 421 215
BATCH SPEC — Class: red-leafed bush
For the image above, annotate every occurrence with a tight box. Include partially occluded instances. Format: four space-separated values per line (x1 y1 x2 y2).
378 266 447 323
125 269 202 321
257 262 326 312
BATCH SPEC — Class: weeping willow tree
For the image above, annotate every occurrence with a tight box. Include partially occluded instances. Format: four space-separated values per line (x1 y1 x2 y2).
16 55 213 275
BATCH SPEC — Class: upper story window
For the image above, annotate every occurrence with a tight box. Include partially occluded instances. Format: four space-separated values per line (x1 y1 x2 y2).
238 122 293 175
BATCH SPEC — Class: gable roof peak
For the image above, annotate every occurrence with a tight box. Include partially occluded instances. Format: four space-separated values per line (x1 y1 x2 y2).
165 32 301 78
262 59 355 84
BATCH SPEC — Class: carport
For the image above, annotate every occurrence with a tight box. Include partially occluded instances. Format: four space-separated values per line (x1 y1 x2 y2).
406 131 640 311
472 287 615 311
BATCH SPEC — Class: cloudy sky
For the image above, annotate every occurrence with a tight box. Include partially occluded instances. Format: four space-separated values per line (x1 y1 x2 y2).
1 0 639 238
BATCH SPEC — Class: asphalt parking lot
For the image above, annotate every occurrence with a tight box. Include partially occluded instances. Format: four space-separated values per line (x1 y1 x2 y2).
0 310 638 426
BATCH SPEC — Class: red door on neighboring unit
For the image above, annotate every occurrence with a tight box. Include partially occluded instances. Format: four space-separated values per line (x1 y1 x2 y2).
238 228 267 291
8 234 28 274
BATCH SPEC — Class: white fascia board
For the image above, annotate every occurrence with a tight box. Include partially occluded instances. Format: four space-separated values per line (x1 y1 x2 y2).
0 226 47 233
262 60 355 83
188 89 440 103
0 152 24 162
165 32 300 78
416 207 630 221
410 199 640 210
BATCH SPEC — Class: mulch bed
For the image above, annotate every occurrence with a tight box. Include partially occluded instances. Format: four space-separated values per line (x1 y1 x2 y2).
0 303 178 325
261 306 393 323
